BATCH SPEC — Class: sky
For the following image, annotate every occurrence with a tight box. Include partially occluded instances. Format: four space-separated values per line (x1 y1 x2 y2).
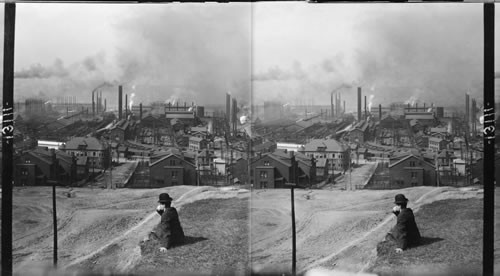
3 3 252 108
252 2 486 110
0 2 496 111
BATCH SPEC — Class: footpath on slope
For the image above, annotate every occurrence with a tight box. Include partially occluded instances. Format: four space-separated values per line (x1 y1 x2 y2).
301 186 484 275
65 186 249 274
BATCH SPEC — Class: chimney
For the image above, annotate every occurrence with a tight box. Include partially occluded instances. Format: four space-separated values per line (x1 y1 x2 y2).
140 103 143 120
331 93 334 119
343 100 345 115
104 98 107 112
226 93 231 122
337 93 341 116
125 93 128 119
118 85 123 120
92 91 95 117
357 87 362 121
415 103 418 112
379 104 382 120
364 95 367 119
465 93 470 137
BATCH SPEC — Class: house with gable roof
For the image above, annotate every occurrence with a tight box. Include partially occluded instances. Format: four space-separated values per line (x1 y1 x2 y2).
348 120 370 143
388 154 436 188
301 138 349 172
62 136 109 170
15 147 77 186
251 149 316 189
149 152 197 187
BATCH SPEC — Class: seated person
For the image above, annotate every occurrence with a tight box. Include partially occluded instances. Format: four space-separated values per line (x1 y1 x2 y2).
149 193 185 252
386 194 421 253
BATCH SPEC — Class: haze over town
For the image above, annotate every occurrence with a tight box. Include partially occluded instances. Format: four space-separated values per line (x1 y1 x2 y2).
0 2 496 276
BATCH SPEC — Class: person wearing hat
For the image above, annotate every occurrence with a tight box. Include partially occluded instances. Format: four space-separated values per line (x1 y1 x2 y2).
386 194 421 253
149 193 185 253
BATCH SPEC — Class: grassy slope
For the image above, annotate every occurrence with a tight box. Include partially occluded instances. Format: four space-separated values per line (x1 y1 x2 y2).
133 197 249 275
368 197 482 276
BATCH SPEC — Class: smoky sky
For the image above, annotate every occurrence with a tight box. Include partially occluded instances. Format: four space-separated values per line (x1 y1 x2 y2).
12 4 251 107
252 5 484 109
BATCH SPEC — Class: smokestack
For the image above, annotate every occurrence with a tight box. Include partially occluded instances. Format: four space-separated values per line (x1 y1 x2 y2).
232 98 238 134
343 101 345 115
379 104 382 120
357 87 362 121
92 91 95 117
364 95 367 119
465 93 470 137
226 93 231 122
125 94 128 119
331 93 334 119
118 85 123 120
470 99 477 136
415 103 418 112
339 93 342 115
104 98 107 112
140 103 143 120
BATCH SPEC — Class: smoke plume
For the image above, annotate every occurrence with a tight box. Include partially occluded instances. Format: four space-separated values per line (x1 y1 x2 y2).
13 4 251 107
252 5 483 109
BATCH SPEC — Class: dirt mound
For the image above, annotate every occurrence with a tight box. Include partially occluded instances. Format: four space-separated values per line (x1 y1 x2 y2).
11 185 248 275
369 197 482 275
133 197 249 275
251 186 483 275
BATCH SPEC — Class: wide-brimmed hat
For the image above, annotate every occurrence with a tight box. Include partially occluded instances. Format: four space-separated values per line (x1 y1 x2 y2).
158 193 173 203
394 194 409 205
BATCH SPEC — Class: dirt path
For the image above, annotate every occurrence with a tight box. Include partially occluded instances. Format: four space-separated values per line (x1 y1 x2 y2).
62 186 206 271
250 186 483 274
12 185 249 275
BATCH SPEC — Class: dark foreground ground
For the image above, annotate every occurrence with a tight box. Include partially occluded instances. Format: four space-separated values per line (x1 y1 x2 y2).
368 197 482 276
135 197 249 275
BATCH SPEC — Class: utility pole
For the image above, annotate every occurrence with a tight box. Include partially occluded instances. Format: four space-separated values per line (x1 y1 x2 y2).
52 179 58 267
108 145 113 189
483 4 495 276
2 3 16 275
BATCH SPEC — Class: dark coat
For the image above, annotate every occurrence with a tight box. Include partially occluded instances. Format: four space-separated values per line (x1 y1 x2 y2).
152 207 185 249
391 208 421 250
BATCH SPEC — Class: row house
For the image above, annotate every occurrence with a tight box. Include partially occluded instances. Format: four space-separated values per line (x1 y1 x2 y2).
62 136 109 171
189 126 209 139
149 153 197 187
15 147 78 186
428 137 449 152
188 136 208 152
388 154 436 188
251 150 316 189
301 139 349 173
